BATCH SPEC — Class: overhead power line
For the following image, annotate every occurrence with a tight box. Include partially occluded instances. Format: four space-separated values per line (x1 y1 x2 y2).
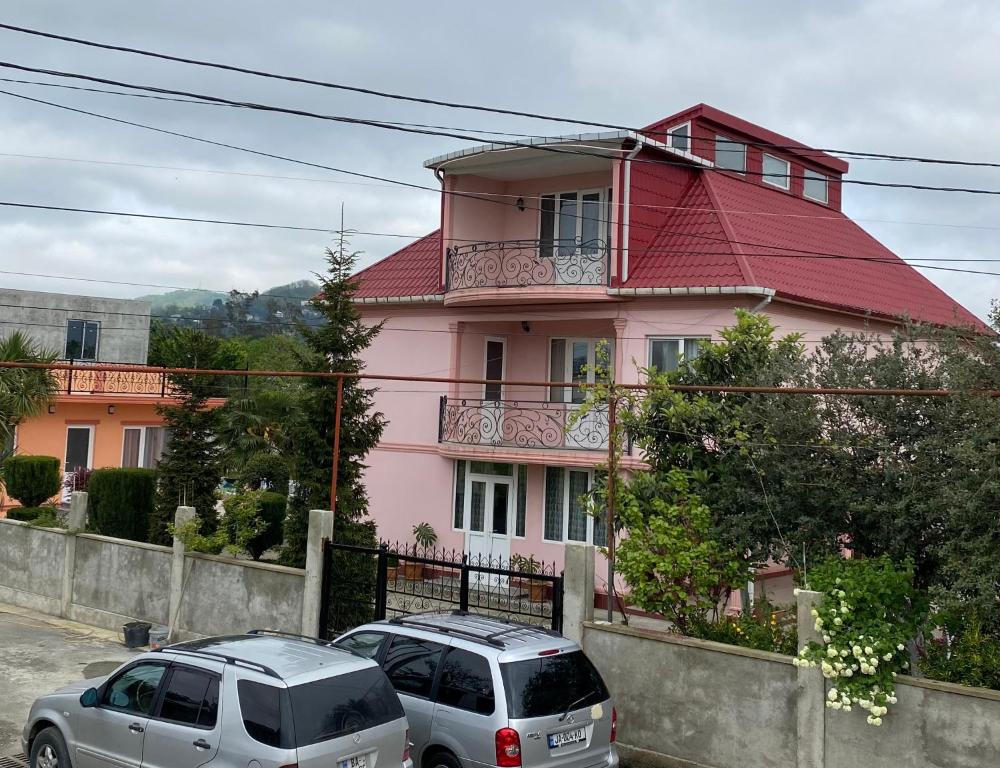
2 21 998 169
4 60 1000 196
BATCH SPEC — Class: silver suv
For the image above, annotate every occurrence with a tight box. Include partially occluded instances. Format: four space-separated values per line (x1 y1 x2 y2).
336 613 618 768
22 630 413 768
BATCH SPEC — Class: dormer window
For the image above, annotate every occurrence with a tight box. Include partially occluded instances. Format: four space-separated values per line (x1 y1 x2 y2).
762 153 790 190
714 134 745 173
666 122 690 153
803 169 829 204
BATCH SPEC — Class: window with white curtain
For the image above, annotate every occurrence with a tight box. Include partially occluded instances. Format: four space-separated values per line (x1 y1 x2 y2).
648 338 707 373
549 338 613 404
122 426 168 468
543 467 598 544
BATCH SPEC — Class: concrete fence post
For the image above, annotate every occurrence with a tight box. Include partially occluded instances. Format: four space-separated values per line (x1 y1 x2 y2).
796 588 826 768
167 505 196 641
562 543 595 644
60 491 89 616
301 509 334 638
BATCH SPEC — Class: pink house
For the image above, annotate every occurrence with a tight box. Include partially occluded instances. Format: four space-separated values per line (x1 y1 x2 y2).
353 104 982 599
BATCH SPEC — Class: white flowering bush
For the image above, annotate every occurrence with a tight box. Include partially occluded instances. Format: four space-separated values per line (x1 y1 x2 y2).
792 556 926 726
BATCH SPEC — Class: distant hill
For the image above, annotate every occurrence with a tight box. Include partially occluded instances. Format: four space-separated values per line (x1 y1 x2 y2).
139 288 226 310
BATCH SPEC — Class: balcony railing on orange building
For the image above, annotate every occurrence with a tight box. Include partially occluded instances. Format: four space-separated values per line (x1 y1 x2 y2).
52 362 176 397
445 238 609 291
438 396 614 452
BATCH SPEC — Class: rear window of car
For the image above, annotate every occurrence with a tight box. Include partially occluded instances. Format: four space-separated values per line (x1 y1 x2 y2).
288 666 404 746
500 651 609 719
237 680 294 749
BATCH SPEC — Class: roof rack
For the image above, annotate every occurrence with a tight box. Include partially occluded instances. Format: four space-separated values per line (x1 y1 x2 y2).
152 646 280 678
389 615 505 648
247 628 368 660
389 611 562 648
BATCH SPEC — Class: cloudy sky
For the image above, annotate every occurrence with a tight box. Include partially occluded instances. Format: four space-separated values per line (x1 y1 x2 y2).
0 0 997 322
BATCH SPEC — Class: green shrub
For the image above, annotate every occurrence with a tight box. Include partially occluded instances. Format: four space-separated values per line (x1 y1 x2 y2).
688 599 798 655
222 490 286 560
6 506 48 522
88 468 157 542
920 611 1000 691
238 453 290 495
2 455 61 507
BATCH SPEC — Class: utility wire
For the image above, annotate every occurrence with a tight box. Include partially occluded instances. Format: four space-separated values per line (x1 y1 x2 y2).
3 62 1000 195
2 21 998 168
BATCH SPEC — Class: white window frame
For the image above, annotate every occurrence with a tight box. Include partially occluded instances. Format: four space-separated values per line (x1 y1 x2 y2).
121 425 166 469
548 337 614 404
64 424 95 472
542 466 596 544
537 188 610 251
714 134 746 174
452 460 525 539
647 336 708 373
482 336 507 401
666 121 692 154
65 319 101 361
762 153 790 190
803 168 829 204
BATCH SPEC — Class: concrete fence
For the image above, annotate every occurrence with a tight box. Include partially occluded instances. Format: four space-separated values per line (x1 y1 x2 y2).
0 493 329 641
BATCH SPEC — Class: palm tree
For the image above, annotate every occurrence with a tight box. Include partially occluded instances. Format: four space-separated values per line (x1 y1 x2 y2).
0 331 58 464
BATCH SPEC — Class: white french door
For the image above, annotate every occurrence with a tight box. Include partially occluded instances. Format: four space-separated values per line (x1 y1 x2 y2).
464 474 512 581
63 425 94 502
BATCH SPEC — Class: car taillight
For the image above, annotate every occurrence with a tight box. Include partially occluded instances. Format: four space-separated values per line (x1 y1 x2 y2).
495 728 522 768
610 707 618 743
402 728 412 763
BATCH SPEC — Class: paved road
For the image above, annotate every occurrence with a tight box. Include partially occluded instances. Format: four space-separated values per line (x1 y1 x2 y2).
0 604 138 757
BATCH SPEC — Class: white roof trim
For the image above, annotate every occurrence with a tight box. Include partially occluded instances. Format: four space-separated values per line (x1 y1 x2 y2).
608 286 775 297
354 294 445 305
423 130 713 170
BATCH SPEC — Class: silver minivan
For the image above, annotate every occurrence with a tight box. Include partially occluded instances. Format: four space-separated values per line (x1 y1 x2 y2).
337 612 618 768
22 631 413 768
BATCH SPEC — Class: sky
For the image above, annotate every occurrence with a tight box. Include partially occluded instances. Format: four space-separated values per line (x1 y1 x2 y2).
0 0 997 323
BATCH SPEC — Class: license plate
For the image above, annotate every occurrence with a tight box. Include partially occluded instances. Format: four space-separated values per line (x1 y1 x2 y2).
548 727 586 749
338 755 368 768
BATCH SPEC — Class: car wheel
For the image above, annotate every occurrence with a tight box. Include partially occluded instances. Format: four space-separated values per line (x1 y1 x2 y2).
424 749 461 768
31 728 72 768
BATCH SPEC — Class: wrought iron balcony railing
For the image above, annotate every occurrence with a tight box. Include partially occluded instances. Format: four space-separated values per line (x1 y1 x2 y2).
51 361 182 397
438 396 611 452
445 238 609 291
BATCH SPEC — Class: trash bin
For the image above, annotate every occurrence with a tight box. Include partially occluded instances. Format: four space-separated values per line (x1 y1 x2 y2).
149 628 169 650
122 621 151 648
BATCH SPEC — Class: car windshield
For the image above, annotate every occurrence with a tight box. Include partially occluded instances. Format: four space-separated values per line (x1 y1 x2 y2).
288 666 404 746
500 651 609 719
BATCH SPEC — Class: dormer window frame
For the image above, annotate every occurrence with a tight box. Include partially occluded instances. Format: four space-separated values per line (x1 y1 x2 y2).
714 133 746 174
666 121 692 154
803 168 830 204
761 153 791 191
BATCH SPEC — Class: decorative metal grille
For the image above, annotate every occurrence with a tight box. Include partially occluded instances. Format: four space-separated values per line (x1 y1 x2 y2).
446 239 608 291
52 363 176 397
438 397 610 451
320 540 564 637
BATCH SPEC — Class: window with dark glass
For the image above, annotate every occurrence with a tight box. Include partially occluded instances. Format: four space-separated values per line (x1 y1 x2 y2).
158 667 219 728
436 648 495 715
237 680 291 748
484 340 504 401
337 631 387 660
288 667 404 745
500 651 609 719
453 461 466 529
668 123 690 152
65 319 99 360
649 338 706 373
102 663 167 715
515 465 526 538
383 635 445 698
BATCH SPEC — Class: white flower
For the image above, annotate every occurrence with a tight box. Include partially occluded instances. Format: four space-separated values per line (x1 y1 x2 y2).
830 609 838 617
883 653 892 661
815 619 824 630
860 699 872 709
827 647 839 658
888 695 897 705
860 664 871 675
843 668 853 677
793 588 801 596
872 717 882 727
838 589 846 598
828 688 839 701
864 646 873 655
843 705 852 712
834 617 843 626
897 643 905 651
821 662 833 676
853 645 863 657
830 701 842 710
823 634 831 643
810 608 818 618
840 605 849 614
870 657 879 668
836 578 842 585
839 649 849 657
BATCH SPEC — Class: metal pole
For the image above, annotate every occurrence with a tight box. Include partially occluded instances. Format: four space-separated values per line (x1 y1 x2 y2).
606 387 617 624
329 375 344 516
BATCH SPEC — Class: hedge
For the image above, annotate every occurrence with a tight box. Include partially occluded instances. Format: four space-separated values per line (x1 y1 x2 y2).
6 506 48 522
87 468 157 542
2 455 61 507
239 453 290 495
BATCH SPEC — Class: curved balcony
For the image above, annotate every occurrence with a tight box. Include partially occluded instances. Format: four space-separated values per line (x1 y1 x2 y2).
444 239 611 306
438 396 610 453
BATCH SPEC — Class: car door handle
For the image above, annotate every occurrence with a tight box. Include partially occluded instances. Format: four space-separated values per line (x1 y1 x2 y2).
193 739 212 750
128 723 144 734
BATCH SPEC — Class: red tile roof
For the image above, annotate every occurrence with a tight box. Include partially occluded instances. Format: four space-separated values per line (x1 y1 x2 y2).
353 230 442 299
626 171 984 329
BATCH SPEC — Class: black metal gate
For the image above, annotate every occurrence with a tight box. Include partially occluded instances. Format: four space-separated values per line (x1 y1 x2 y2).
319 541 564 639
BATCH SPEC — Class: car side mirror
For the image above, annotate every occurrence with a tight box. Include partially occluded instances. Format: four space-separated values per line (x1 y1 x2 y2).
80 688 99 708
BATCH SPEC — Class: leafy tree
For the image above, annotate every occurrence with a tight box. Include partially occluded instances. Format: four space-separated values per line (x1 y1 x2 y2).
2 455 61 507
148 328 242 544
281 244 385 568
0 331 57 469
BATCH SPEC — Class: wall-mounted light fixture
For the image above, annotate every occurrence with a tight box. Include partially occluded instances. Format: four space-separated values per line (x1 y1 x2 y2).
47 404 56 414
107 404 116 415
516 197 525 212
521 321 531 333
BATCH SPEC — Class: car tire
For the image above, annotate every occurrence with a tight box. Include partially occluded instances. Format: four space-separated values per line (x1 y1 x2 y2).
424 749 461 768
30 728 72 768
